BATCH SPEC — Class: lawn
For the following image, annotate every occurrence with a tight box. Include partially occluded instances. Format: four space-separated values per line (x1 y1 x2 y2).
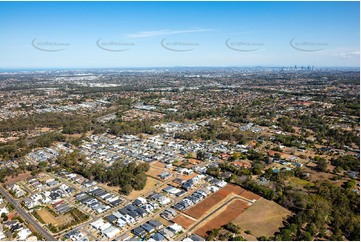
289 177 314 187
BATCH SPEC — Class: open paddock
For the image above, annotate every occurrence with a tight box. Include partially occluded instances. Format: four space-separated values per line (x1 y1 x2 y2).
232 198 292 237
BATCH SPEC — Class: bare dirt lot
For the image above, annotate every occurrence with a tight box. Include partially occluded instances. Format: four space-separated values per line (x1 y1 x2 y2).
4 172 32 185
232 198 292 237
240 190 261 201
194 199 249 237
217 184 245 197
127 176 161 200
218 183 261 201
172 214 196 229
146 167 164 179
185 184 260 219
179 172 198 181
37 172 53 183
152 161 168 169
185 192 227 219
37 208 73 226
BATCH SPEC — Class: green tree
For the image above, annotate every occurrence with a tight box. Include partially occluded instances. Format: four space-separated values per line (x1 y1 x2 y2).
120 183 132 195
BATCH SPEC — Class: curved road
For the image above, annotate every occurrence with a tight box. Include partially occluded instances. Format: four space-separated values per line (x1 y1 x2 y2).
0 186 57 241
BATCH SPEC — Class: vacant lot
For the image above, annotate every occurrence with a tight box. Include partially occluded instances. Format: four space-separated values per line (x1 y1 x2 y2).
37 208 73 226
194 199 249 237
179 172 198 181
240 190 261 201
185 192 226 219
217 183 260 201
152 161 168 169
232 198 291 237
185 184 259 219
4 172 32 185
172 214 195 229
146 166 164 179
37 173 53 183
127 176 161 200
217 184 245 197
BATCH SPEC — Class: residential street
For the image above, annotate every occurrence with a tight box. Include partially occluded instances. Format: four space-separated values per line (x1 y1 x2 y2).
0 185 57 241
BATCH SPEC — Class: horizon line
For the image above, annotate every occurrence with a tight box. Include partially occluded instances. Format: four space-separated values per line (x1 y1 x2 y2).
0 65 360 71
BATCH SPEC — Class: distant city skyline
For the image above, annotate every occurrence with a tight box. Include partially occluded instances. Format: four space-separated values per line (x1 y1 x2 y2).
0 1 359 68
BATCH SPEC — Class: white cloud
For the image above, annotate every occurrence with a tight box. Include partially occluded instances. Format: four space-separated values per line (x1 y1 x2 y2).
123 28 213 39
335 50 360 59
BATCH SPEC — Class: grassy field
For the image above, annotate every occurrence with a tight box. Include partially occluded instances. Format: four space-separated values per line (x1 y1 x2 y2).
232 198 291 238
289 177 314 187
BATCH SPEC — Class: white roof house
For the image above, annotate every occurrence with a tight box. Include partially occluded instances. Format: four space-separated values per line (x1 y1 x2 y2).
135 197 147 204
102 226 120 238
17 228 31 240
116 219 127 228
90 220 105 230
99 222 112 232
0 205 9 215
158 196 171 206
168 223 183 233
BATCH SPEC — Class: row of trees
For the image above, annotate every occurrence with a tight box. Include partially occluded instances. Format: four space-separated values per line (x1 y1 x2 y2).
108 119 158 136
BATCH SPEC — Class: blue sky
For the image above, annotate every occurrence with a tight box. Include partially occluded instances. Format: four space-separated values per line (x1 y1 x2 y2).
0 1 359 68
